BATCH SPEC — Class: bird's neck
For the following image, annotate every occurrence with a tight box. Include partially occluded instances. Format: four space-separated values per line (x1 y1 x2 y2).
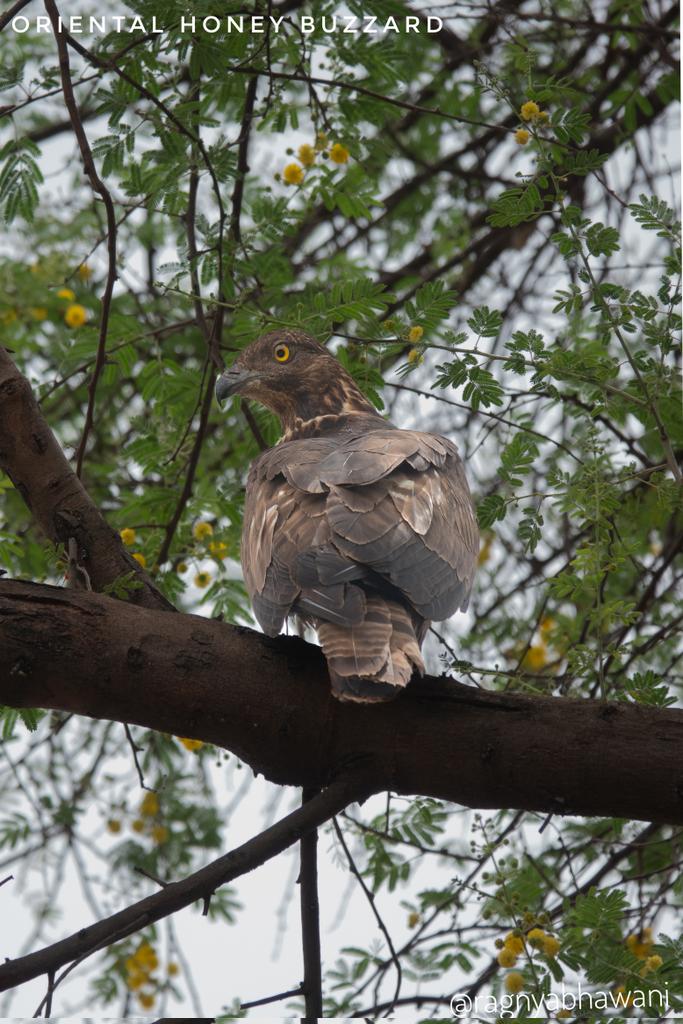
279 374 383 441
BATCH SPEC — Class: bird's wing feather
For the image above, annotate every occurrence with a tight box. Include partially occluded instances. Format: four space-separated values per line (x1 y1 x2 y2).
322 430 479 619
243 429 478 632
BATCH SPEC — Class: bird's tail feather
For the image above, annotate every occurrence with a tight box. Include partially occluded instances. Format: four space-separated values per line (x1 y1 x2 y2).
317 595 424 704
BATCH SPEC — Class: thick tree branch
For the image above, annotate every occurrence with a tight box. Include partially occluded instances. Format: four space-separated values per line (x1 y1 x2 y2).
0 773 368 992
1 579 682 825
0 347 173 612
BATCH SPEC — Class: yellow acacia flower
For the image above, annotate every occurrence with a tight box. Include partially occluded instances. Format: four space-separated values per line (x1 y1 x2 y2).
126 969 146 990
497 947 517 968
504 932 525 956
540 615 555 637
57 287 75 300
407 911 421 927
120 527 136 546
64 303 87 328
138 992 156 1009
407 348 424 366
330 143 350 164
132 818 145 833
520 100 540 121
30 307 48 321
646 954 663 971
193 521 213 541
132 552 146 568
298 143 316 166
408 325 424 343
315 131 328 151
151 824 169 844
208 540 228 558
134 942 158 968
107 818 122 834
77 263 92 280
514 129 530 146
543 934 561 958
505 971 525 994
140 792 159 817
527 927 546 948
179 736 204 752
283 162 305 186
167 961 180 976
522 644 548 671
626 928 653 959
1 308 17 325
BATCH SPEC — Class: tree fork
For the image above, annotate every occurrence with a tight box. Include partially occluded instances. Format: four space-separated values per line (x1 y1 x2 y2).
1 579 682 825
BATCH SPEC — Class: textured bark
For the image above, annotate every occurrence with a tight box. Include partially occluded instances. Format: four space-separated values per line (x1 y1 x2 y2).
2 579 682 824
0 348 173 612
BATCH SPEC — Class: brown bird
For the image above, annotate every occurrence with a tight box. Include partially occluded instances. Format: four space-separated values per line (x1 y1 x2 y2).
216 329 478 703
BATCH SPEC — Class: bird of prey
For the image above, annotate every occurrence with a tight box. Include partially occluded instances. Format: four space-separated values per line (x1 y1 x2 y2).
216 329 478 703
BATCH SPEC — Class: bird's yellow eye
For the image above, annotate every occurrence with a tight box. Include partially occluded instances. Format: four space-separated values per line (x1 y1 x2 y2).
274 343 290 363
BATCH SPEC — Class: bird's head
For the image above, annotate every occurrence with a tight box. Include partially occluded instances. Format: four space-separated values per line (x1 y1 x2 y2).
216 329 378 434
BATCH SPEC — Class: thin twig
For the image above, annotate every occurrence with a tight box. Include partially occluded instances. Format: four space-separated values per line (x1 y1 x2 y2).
240 985 304 1010
44 0 118 479
333 817 402 1016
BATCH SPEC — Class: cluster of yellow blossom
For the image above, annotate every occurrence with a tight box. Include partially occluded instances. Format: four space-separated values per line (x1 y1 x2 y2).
130 791 169 845
280 138 350 186
209 539 228 559
119 529 147 569
626 925 662 977
123 940 180 1007
514 100 550 145
408 325 424 344
512 615 559 673
57 287 88 327
497 927 561 968
2 264 92 331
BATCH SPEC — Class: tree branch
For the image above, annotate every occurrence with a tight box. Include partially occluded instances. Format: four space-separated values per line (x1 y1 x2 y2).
0 773 368 992
299 787 322 1019
1 579 682 825
0 347 174 612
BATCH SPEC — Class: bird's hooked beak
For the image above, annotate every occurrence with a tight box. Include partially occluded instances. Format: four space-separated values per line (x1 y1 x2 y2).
215 366 258 405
